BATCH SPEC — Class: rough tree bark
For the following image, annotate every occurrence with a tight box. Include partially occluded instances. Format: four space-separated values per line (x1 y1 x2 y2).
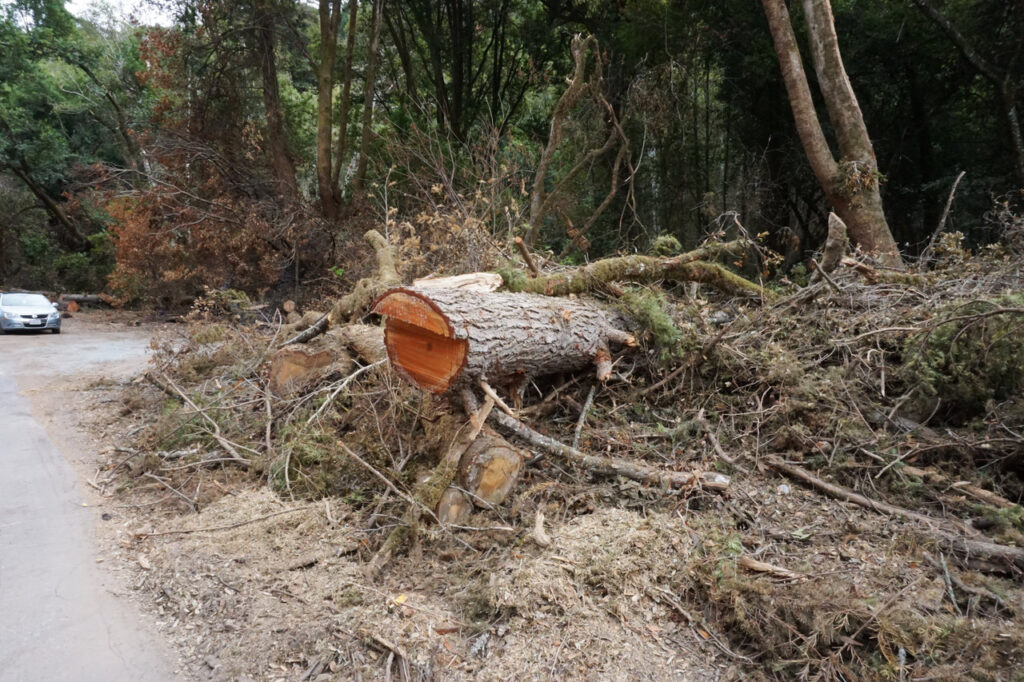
353 0 383 193
255 0 298 199
316 0 344 219
762 0 902 267
372 287 636 394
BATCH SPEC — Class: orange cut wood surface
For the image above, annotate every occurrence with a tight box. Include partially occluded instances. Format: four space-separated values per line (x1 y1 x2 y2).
374 292 451 336
384 319 467 393
375 290 468 393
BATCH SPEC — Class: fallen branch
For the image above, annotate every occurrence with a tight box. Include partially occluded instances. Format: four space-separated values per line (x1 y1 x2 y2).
767 455 1024 573
140 505 311 538
840 256 927 286
921 550 1014 613
476 392 729 491
514 237 541 277
738 555 801 580
159 372 252 466
281 314 329 346
766 455 977 536
902 465 1019 510
505 240 771 301
572 384 596 450
142 472 198 512
145 370 180 401
329 229 401 327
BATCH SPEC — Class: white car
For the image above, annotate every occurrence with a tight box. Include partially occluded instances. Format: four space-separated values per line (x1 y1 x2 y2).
0 293 61 333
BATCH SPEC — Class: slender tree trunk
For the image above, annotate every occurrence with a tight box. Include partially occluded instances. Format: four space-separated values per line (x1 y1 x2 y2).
254 0 298 200
354 0 383 192
762 0 902 266
384 7 419 112
316 0 342 219
1001 84 1024 187
332 0 359 189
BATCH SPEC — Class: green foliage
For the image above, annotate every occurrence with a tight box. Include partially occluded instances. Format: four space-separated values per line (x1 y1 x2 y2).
969 503 1024 544
901 295 1024 423
19 231 57 266
619 286 696 362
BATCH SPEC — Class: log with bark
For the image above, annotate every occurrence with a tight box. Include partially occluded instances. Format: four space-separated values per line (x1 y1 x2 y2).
267 344 353 397
372 287 637 394
436 428 526 524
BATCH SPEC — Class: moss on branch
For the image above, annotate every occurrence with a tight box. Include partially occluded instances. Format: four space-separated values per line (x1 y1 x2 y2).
502 240 773 301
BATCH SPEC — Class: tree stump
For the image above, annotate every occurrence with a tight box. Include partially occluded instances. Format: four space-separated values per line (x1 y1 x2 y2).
372 287 635 394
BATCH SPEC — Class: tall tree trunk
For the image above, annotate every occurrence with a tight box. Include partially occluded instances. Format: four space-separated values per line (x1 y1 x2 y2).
909 0 1024 188
316 0 343 219
332 0 360 189
762 0 902 267
254 0 298 200
353 0 383 193
384 7 419 111
1002 85 1024 186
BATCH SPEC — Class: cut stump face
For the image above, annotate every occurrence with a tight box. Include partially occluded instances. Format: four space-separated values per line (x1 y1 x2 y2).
374 291 468 393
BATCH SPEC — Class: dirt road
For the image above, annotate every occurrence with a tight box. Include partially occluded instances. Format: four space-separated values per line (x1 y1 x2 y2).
0 318 181 682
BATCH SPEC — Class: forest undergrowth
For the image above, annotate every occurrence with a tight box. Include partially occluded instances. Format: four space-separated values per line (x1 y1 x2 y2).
96 223 1024 681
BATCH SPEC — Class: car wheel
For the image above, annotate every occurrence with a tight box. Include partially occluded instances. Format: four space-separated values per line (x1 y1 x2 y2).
52 328 60 334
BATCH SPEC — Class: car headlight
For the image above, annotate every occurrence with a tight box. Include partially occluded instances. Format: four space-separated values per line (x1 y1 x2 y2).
3 311 17 319
48 311 60 319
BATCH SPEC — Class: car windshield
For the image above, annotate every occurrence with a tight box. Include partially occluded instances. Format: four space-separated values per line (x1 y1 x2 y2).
2 294 52 307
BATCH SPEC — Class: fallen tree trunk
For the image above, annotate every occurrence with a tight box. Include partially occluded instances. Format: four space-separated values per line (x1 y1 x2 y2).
458 426 525 507
267 344 353 397
902 465 1019 510
372 287 636 394
59 293 106 304
325 324 387 364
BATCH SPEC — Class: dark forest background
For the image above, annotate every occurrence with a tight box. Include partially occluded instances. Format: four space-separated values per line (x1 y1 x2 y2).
1 0 1021 302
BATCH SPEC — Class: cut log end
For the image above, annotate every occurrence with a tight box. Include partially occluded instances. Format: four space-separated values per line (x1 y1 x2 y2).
373 290 468 394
